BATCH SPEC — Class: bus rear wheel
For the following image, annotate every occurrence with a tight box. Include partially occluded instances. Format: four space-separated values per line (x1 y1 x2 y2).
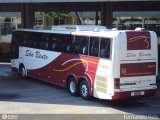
68 77 78 96
80 80 90 100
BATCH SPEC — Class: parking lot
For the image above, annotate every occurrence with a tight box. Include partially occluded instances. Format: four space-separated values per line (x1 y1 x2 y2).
0 63 160 116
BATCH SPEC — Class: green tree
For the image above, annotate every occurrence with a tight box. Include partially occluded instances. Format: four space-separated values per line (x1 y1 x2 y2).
39 12 69 19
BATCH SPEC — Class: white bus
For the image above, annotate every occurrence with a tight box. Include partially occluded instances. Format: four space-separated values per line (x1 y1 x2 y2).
11 25 158 100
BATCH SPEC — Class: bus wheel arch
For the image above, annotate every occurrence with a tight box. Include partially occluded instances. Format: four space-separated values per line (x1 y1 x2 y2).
67 75 78 96
19 63 27 78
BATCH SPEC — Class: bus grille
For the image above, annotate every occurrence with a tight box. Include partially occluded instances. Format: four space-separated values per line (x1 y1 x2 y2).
95 75 107 93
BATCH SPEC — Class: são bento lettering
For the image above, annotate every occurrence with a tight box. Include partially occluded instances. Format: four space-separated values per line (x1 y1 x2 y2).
25 50 48 60
126 52 151 58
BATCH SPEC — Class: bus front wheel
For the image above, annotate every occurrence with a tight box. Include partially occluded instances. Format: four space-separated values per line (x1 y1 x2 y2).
68 77 78 96
80 80 90 100
19 65 26 78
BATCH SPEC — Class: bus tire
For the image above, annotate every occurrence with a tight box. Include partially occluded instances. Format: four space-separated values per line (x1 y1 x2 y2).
68 77 78 96
19 65 26 78
80 80 90 100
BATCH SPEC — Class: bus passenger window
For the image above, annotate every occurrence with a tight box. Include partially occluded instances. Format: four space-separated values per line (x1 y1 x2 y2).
23 38 27 47
66 41 74 53
39 33 49 50
48 34 60 52
60 38 68 52
57 34 73 53
30 32 40 48
100 38 111 59
51 38 59 51
41 41 49 50
74 36 89 55
23 32 29 47
24 32 36 48
64 37 74 53
89 37 99 57
29 32 36 48
16 32 24 46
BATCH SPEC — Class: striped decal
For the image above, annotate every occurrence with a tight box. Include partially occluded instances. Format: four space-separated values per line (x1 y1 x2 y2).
126 31 151 50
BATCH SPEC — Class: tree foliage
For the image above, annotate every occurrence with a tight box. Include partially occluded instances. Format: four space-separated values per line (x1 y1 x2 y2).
39 12 69 19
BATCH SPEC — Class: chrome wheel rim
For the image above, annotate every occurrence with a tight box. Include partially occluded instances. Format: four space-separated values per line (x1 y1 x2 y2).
70 81 76 93
81 84 88 97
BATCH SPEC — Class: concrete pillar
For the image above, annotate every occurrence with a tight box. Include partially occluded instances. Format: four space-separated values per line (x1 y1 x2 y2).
101 2 113 28
95 11 99 25
21 3 35 28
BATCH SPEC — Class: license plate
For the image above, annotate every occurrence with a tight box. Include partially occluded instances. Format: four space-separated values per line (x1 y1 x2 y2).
131 91 145 96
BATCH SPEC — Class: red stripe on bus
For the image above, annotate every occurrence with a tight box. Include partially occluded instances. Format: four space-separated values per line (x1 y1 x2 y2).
27 53 99 95
120 62 156 77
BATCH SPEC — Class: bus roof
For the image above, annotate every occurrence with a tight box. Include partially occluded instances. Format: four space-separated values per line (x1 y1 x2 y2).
15 25 152 38
51 25 107 31
16 25 107 33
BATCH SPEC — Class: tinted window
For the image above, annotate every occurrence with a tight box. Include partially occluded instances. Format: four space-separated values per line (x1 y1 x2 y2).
30 32 40 48
11 31 21 59
49 34 60 52
89 37 100 57
22 32 41 48
74 36 89 55
60 35 73 53
100 38 111 59
39 33 49 50
23 32 30 47
48 34 74 53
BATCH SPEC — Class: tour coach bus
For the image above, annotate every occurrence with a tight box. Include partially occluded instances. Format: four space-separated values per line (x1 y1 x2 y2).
11 25 158 100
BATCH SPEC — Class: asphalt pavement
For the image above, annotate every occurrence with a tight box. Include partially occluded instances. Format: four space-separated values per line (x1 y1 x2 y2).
0 63 160 120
